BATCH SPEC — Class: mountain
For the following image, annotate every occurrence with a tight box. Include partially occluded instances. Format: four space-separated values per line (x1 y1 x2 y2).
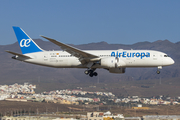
0 39 179 85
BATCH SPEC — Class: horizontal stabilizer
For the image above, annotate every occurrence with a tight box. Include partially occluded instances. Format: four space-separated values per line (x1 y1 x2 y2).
5 50 31 59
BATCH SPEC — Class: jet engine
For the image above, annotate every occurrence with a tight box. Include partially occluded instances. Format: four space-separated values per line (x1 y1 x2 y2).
100 57 126 68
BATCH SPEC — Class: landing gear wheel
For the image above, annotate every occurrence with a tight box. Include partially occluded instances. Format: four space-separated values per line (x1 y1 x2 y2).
156 70 160 74
84 70 89 75
93 72 98 76
89 70 94 77
89 72 98 77
84 68 98 77
89 73 94 77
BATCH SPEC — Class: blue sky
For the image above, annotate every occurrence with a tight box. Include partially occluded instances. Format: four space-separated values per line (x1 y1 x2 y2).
0 0 180 45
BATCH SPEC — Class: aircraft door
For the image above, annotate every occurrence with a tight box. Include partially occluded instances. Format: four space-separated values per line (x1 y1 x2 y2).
44 53 48 62
153 54 157 60
153 53 163 65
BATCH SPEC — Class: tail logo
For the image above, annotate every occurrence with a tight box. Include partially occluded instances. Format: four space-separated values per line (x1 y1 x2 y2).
20 39 31 47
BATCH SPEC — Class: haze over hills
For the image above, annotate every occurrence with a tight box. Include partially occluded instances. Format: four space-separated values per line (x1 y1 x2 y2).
0 39 179 85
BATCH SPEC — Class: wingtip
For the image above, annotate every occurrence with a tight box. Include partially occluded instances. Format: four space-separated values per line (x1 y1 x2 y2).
40 35 47 38
5 50 10 53
40 35 53 40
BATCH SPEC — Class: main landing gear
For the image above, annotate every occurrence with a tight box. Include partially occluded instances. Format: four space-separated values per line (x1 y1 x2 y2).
84 69 98 77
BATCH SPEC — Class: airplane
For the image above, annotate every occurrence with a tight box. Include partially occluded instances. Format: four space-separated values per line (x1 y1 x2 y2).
6 26 175 77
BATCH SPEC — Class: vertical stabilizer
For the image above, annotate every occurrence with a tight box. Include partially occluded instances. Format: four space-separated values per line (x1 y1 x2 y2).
13 26 43 54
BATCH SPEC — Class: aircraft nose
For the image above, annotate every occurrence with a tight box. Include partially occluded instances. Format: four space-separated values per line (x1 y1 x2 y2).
163 57 175 66
170 58 175 65
168 58 174 65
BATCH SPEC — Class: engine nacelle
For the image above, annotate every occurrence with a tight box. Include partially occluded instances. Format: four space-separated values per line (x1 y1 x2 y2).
100 57 126 68
108 68 126 74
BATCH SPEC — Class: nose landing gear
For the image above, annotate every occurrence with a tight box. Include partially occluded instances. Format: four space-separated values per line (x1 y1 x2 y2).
84 69 98 77
156 66 162 74
156 70 160 74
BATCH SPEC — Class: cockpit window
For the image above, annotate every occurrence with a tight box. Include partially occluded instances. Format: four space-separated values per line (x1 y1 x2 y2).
164 55 168 57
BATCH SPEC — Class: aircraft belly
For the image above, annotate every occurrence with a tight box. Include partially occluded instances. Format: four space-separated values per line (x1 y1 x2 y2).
125 58 162 67
55 58 81 67
25 57 82 68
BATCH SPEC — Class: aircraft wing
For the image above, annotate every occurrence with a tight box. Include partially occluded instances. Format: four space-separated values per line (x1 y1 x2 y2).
5 50 31 59
41 36 100 64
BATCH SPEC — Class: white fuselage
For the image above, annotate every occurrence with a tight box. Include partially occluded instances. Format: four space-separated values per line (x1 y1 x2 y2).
17 50 174 69
9 27 175 76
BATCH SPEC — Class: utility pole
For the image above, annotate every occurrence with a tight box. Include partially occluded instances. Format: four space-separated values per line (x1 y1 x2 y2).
20 109 22 116
38 76 40 83
83 105 85 112
57 107 58 113
96 105 99 111
37 108 39 115
29 108 31 116
97 75 99 84
46 107 48 115
159 74 162 85
24 109 25 116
